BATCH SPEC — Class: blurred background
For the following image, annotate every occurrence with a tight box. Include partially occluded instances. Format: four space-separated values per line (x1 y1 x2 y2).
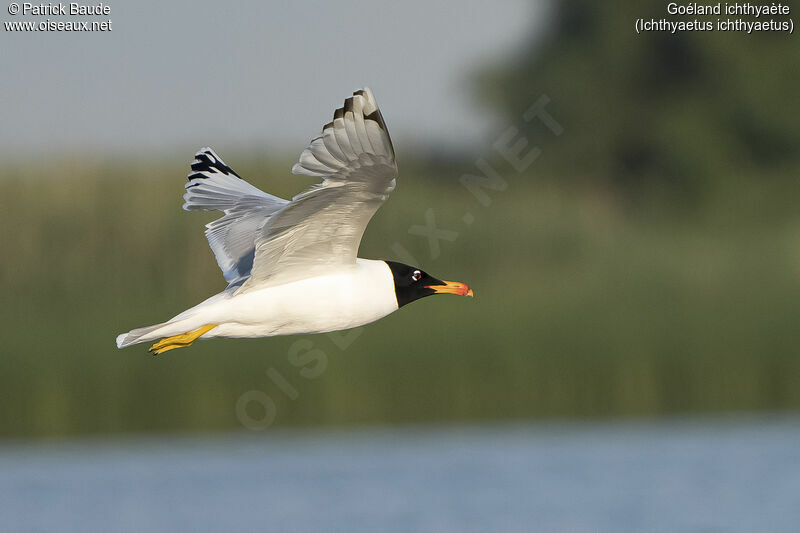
2 0 799 531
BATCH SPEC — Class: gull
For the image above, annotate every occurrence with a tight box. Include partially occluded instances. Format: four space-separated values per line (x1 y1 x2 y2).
116 88 473 355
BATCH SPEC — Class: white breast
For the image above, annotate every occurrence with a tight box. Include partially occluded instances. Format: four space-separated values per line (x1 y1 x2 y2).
201 259 399 338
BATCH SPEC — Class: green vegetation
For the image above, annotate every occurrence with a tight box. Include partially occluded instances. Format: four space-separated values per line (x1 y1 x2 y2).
2 156 799 438
477 0 800 200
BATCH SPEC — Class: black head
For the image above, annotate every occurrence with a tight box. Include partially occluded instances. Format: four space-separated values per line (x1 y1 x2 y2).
385 261 473 308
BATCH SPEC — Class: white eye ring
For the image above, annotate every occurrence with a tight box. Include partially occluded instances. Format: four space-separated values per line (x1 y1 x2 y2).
412 270 422 281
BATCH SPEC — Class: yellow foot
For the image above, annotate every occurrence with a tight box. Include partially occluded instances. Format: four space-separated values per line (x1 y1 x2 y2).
149 324 217 355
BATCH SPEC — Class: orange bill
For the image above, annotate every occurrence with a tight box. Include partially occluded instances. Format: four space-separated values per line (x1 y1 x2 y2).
426 280 474 297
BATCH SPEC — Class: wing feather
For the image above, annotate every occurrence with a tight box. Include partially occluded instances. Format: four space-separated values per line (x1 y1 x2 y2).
238 88 398 292
351 94 375 154
322 126 349 163
309 135 344 170
183 147 289 285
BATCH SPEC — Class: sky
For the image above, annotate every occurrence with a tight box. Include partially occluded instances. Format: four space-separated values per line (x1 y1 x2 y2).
0 0 546 158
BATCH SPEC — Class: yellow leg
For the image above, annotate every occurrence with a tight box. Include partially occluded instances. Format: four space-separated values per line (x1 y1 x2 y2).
149 324 217 355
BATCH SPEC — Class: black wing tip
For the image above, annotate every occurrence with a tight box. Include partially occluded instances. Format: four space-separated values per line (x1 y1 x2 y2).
364 109 395 156
188 147 240 180
363 110 387 131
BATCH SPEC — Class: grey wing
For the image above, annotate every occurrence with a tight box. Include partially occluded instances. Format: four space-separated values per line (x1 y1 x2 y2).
183 148 289 287
237 87 398 292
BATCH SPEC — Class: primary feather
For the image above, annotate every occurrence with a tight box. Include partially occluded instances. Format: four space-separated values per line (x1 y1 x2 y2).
238 87 398 292
183 148 288 286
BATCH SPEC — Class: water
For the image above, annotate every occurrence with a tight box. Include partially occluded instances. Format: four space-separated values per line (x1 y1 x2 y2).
2 416 799 532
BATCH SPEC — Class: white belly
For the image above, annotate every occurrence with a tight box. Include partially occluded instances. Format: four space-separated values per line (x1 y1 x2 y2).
198 260 399 338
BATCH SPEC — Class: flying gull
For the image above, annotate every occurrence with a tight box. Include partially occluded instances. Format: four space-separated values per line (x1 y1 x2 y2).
116 88 473 355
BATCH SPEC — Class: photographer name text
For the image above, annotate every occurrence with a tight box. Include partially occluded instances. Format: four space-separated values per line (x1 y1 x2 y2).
13 2 109 16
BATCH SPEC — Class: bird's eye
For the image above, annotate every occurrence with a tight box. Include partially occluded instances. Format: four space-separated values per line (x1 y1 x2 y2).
411 270 422 281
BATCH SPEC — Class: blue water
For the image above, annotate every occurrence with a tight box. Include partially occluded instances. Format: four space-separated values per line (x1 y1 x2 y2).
2 417 799 532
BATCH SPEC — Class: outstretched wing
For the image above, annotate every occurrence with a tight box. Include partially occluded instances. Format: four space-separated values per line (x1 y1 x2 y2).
237 87 398 292
183 148 289 286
